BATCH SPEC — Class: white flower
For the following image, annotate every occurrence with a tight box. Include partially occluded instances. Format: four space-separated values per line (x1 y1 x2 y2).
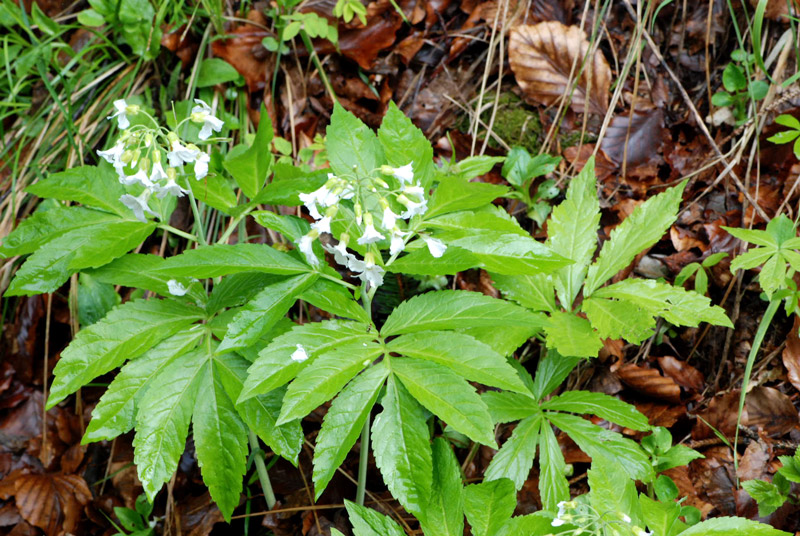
389 228 409 256
422 236 447 258
298 233 319 266
155 177 188 199
311 216 331 234
109 99 130 129
398 184 428 219
194 152 210 180
299 192 323 219
167 279 189 296
191 99 225 140
167 140 199 167
393 163 414 184
119 169 153 188
291 344 309 362
551 518 566 527
120 190 157 222
150 161 168 184
355 253 384 288
382 207 398 230
358 223 385 245
620 513 632 523
632 528 653 536
97 142 126 174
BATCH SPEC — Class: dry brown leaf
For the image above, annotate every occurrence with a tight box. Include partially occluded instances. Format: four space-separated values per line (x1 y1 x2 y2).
692 391 739 440
743 386 799 437
600 104 665 166
617 364 682 403
782 315 800 392
11 472 91 536
658 356 705 393
509 22 611 115
634 402 686 428
736 438 771 481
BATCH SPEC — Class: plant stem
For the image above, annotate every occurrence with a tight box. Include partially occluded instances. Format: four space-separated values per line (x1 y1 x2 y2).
217 205 256 245
248 430 277 509
186 188 208 246
734 297 780 478
356 413 370 506
157 223 198 242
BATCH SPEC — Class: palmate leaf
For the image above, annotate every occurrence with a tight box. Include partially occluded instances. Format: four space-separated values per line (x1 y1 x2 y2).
344 500 405 536
223 105 273 198
313 363 389 498
459 323 541 357
676 517 790 536
218 273 318 352
584 180 686 296
426 176 509 219
26 165 128 217
6 220 157 296
381 290 546 336
239 320 373 401
482 391 540 423
83 329 204 443
538 422 570 510
463 478 516 536
151 243 310 279
47 299 204 408
530 350 581 401
387 244 479 276
588 457 643 527
421 437 464 536
387 331 528 393
372 375 432 520
276 342 384 424
546 412 653 482
547 156 600 308
391 357 496 446
541 391 650 430
299 278 370 323
484 414 541 490
206 272 284 315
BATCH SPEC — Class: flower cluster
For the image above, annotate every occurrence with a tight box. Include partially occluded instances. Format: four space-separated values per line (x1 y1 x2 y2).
97 99 223 222
549 500 653 536
294 162 446 289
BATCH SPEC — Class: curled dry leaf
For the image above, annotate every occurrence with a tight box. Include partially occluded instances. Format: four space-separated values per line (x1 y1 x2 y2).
782 314 800 392
9 472 91 536
658 356 705 393
743 386 798 437
617 363 682 403
691 391 739 440
736 438 771 481
509 22 611 115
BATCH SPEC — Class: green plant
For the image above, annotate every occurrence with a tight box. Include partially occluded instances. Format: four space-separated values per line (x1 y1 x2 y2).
767 114 800 160
674 252 728 296
711 49 770 125
501 146 561 225
333 0 367 25
743 445 800 517
109 494 155 536
78 0 163 59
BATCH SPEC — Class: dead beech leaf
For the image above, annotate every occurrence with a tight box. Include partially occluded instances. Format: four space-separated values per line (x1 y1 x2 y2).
782 315 800 392
658 356 704 393
12 472 91 536
736 438 771 481
509 22 611 115
600 105 665 166
617 364 682 403
743 386 798 437
634 402 686 428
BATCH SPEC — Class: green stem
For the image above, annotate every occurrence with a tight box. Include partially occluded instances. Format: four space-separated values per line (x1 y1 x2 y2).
186 188 208 246
734 297 780 479
299 30 337 103
248 430 277 509
216 205 256 245
157 224 198 242
356 413 370 506
318 271 359 291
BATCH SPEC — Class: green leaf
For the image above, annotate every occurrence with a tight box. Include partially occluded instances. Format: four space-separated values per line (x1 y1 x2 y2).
677 517 790 535
496 513 555 536
252 211 310 242
223 105 273 198
427 176 508 218
542 391 650 430
491 273 556 313
458 324 539 357
463 478 516 536
767 130 800 144
484 415 541 489
152 243 310 278
313 363 389 498
387 245 479 275
277 342 383 424
344 500 406 536
26 165 127 216
392 357 496 446
381 290 546 337
372 374 432 520
86 254 200 301
582 296 655 343
240 320 373 401
654 444 704 473
426 207 528 236
196 58 243 87
448 155 505 182
213 352 303 464
134 349 207 502
218 273 317 352
482 391 539 423
543 312 602 358
328 102 384 179
193 357 249 521
421 437 464 536
189 173 238 215
584 181 686 296
592 278 733 328
47 299 203 408
639 494 686 536
387 331 528 393
299 278 369 322
775 114 800 130
546 412 653 482
83 330 203 443
6 220 156 296
77 8 105 26
722 63 747 92
206 273 284 314
76 273 120 327
0 205 119 257
547 156 600 308
378 102 434 189
530 350 581 401
742 480 787 517
538 422 569 510
588 456 642 527
252 166 327 206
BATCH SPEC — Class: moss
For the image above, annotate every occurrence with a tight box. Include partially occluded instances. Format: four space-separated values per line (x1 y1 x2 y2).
456 93 543 153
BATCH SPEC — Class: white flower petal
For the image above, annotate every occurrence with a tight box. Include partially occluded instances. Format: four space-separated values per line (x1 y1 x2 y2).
291 344 309 362
393 162 414 184
194 152 210 180
298 234 319 265
167 279 189 296
357 224 385 245
423 236 447 258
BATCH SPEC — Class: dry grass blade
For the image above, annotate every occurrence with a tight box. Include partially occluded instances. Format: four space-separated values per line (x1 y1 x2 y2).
509 21 611 116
